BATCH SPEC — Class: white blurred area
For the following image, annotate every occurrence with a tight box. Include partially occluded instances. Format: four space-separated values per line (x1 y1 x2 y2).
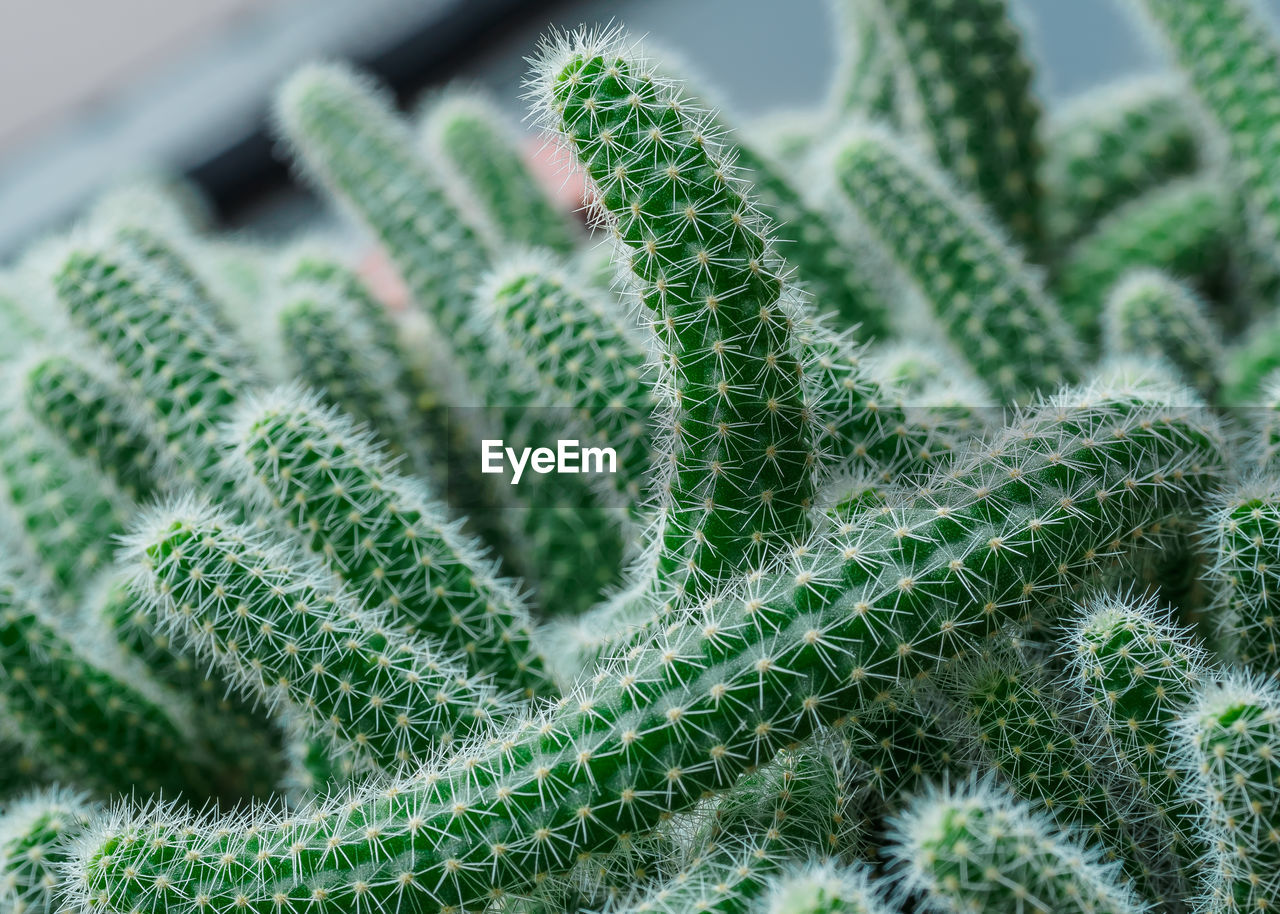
0 0 272 152
3 0 1280 254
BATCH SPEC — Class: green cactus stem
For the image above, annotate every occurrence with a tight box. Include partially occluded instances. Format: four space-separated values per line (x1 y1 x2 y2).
1130 0 1280 270
0 788 94 914
1205 479 1280 680
23 354 166 504
833 126 1080 400
0 572 211 800
421 89 581 256
1103 269 1225 399
225 387 554 699
125 499 508 772
1042 77 1205 252
1055 177 1237 348
886 776 1145 914
1179 675 1280 912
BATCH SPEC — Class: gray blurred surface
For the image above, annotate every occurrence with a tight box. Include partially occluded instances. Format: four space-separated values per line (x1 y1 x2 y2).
3 0 1280 256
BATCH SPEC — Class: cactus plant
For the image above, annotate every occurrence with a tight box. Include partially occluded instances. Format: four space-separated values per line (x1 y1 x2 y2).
1055 177 1237 346
1205 478 1280 680
829 0 1045 255
8 9 1280 914
1129 0 1280 271
0 788 94 914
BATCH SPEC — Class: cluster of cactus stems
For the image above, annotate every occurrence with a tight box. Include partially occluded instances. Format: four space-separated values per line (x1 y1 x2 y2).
12 3 1280 912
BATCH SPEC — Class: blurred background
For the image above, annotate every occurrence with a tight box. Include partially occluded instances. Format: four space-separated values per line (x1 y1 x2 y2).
2 0 1278 258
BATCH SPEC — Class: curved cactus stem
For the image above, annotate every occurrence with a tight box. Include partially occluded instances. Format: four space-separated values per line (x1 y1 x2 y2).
68 378 1227 914
1065 590 1208 891
1205 478 1280 680
945 643 1170 904
52 232 255 491
0 400 129 604
533 28 819 604
477 255 658 511
1043 76 1205 252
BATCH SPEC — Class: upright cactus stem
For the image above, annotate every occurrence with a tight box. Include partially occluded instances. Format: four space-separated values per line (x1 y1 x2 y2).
421 89 581 256
1180 675 1280 912
225 388 554 699
274 257 422 466
276 64 627 616
833 127 1081 400
838 0 1046 254
477 256 658 507
946 647 1166 902
1131 0 1280 268
23 353 166 503
1066 591 1207 888
886 777 1145 914
124 499 507 772
69 380 1226 914
53 233 254 489
536 28 819 601
1205 479 1280 680
1104 269 1224 399
276 63 491 360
